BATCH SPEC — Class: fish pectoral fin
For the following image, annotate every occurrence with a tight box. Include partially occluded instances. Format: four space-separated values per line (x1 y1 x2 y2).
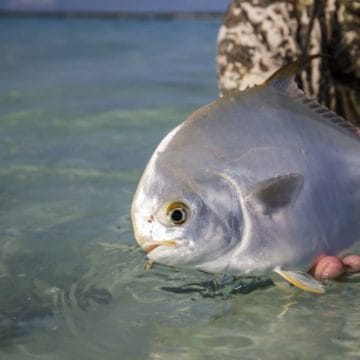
273 267 325 294
246 173 304 215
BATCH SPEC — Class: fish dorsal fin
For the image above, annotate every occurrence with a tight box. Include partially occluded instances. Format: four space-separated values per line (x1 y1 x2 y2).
274 267 325 294
266 57 359 139
246 173 304 216
266 59 304 97
266 55 324 96
297 95 360 138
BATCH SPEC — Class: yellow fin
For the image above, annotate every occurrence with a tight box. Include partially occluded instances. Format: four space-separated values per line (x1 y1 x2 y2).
274 267 325 294
272 281 296 295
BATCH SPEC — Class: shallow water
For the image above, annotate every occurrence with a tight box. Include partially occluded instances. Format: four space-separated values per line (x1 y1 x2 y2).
0 18 359 360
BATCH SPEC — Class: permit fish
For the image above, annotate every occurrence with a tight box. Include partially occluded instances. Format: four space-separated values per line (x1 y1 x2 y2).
131 60 360 294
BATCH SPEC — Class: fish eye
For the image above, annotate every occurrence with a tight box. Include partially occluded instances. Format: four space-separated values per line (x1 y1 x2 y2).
166 201 189 225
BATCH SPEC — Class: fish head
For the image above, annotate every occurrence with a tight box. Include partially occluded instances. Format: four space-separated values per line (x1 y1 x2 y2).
131 138 243 269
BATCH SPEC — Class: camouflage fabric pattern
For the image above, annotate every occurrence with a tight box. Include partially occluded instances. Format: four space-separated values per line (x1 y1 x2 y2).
217 0 359 125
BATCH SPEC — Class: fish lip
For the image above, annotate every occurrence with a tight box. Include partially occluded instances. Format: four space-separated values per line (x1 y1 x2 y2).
142 240 178 253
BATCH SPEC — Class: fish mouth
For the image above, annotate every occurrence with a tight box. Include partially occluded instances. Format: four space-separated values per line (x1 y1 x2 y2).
143 240 177 253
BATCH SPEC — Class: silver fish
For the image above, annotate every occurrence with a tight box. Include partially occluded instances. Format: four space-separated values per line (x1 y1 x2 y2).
131 61 360 294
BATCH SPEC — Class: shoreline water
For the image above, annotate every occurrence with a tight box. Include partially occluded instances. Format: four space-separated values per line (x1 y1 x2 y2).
0 10 224 21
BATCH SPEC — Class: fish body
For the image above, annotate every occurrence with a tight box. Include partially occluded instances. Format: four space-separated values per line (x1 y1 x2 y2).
131 62 360 293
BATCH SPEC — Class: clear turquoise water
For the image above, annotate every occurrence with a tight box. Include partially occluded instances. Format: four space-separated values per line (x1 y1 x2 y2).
0 18 359 360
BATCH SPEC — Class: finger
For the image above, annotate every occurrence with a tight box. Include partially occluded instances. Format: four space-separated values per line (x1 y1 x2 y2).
310 256 345 280
342 255 360 273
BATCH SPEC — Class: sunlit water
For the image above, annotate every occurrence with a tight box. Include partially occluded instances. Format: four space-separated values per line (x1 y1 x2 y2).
0 18 359 360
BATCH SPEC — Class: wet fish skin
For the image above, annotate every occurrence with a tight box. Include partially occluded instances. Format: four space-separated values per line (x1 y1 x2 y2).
131 61 360 290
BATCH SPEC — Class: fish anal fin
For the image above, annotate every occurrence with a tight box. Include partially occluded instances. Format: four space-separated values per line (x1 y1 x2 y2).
274 267 325 294
246 173 304 215
272 280 297 295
